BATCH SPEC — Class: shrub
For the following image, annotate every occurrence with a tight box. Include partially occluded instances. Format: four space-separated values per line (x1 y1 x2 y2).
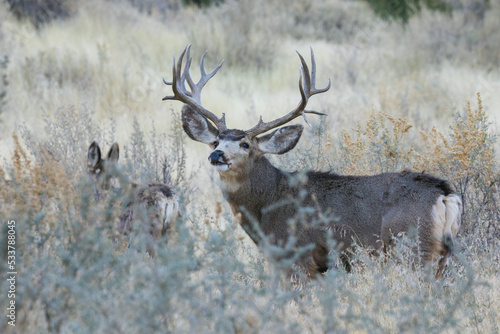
182 0 281 69
182 0 223 7
328 93 498 244
363 0 451 24
6 0 71 29
415 93 499 239
125 0 180 16
283 0 374 43
1 97 498 333
336 110 415 174
1 2 499 329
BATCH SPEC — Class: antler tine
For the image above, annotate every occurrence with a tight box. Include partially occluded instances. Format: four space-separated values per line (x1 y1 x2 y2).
163 45 227 131
183 46 195 98
201 51 224 85
163 46 190 98
246 48 331 138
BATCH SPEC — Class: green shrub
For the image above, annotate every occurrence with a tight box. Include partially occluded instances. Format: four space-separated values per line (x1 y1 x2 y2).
363 0 451 24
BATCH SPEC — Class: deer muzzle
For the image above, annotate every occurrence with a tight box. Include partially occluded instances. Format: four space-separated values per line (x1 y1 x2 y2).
209 150 231 172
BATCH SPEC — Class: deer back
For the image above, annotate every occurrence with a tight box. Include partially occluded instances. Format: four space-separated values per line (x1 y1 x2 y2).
119 183 179 239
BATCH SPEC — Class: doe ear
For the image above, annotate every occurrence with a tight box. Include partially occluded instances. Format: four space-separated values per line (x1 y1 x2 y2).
182 105 219 144
88 141 102 168
107 143 120 162
256 124 303 155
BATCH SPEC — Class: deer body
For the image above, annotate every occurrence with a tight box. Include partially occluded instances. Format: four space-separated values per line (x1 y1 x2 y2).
200 127 461 276
223 155 460 273
118 182 179 239
163 46 461 278
87 141 180 242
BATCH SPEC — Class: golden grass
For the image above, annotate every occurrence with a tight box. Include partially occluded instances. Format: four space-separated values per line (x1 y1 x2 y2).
417 93 495 181
0 135 80 248
339 110 414 174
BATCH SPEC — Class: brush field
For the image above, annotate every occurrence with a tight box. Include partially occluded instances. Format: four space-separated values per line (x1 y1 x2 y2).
0 0 499 333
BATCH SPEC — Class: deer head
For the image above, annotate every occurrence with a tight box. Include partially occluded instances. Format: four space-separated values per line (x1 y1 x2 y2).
163 45 330 184
87 141 120 191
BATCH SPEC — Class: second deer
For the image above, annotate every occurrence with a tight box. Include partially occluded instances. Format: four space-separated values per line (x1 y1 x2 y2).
87 141 180 245
163 46 461 279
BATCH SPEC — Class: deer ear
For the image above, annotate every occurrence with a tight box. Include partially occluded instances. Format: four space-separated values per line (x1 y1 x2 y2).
256 124 303 155
88 141 102 168
182 105 219 144
107 143 120 162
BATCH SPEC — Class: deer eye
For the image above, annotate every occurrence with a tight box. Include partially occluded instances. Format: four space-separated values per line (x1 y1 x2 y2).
213 141 219 148
240 142 249 149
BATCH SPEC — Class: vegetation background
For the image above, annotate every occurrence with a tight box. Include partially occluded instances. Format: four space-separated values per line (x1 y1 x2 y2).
0 0 498 333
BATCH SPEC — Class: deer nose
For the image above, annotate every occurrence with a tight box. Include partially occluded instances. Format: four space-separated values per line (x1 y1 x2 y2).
209 150 225 164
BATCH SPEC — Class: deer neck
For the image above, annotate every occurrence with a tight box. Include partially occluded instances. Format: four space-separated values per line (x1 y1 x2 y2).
218 156 287 226
219 155 282 191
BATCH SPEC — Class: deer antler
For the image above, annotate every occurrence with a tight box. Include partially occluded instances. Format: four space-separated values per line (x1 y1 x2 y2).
245 48 331 138
163 45 227 131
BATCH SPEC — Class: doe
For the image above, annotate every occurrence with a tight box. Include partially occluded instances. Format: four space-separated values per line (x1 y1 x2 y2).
87 141 180 244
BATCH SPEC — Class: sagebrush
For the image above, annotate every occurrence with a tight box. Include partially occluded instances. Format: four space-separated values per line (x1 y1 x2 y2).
0 0 499 332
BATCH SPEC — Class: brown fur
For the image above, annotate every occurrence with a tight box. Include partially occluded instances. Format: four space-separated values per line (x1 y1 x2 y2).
223 152 461 275
119 183 178 238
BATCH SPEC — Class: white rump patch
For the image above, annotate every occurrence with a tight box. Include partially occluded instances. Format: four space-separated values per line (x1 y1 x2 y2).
431 195 447 241
157 196 180 232
431 194 462 256
444 194 462 237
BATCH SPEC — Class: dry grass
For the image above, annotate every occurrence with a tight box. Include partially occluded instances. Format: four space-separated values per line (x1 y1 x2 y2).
0 0 499 333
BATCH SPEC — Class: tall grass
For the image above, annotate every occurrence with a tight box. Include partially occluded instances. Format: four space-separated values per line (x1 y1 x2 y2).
0 0 499 333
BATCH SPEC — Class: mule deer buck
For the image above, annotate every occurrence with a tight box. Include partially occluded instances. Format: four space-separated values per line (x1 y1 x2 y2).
87 141 180 246
162 46 461 278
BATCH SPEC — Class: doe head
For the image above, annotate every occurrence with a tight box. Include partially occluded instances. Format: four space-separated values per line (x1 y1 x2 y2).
87 141 119 190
